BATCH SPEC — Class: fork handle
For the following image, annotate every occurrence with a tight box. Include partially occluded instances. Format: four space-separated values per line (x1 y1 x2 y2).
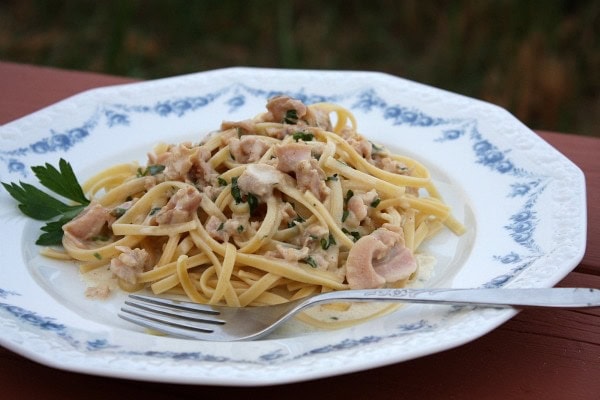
306 288 600 309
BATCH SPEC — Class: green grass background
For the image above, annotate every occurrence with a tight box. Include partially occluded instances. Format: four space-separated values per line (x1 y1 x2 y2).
1 0 598 136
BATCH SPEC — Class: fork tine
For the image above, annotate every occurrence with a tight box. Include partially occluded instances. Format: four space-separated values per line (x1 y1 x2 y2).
127 294 221 315
122 300 225 325
119 294 230 340
119 308 219 340
119 293 306 341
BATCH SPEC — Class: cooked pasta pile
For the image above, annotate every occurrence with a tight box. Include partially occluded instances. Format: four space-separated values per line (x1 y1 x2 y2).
54 96 465 314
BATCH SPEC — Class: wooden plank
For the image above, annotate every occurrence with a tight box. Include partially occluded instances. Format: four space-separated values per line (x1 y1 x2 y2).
0 61 136 125
539 131 600 273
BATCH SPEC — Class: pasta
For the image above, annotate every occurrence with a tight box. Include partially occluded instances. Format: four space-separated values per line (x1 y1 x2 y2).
57 96 465 326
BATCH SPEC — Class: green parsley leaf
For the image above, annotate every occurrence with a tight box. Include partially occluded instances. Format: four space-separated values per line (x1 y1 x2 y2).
217 177 228 187
284 109 299 124
137 164 165 177
320 233 336 250
147 164 166 176
2 181 78 220
344 189 354 204
292 131 314 142
287 215 305 228
110 207 127 218
371 142 384 153
31 158 88 204
230 176 260 214
231 177 242 204
247 193 259 216
341 209 349 222
36 217 71 246
303 256 317 268
91 235 110 242
2 159 90 245
342 228 361 242
149 207 162 216
370 198 381 208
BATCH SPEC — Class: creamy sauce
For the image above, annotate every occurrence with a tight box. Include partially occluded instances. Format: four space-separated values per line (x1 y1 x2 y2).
291 253 438 330
81 266 119 298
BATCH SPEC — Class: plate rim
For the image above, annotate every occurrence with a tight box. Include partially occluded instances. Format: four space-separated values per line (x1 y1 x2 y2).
0 67 587 386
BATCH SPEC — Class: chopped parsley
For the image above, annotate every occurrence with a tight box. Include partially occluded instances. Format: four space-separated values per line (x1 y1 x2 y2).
231 176 242 204
284 109 299 124
292 131 314 142
247 193 259 216
230 176 260 215
110 207 127 218
342 228 361 242
137 164 165 177
371 142 384 153
149 207 162 216
91 235 110 242
344 189 354 204
287 215 305 228
342 209 350 222
303 256 318 268
217 177 228 187
341 189 354 223
320 234 336 250
370 198 381 208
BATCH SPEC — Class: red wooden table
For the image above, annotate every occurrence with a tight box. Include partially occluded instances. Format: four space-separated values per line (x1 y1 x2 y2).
1 61 599 399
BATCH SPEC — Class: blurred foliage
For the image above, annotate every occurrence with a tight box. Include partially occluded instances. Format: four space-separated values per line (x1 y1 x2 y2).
0 0 598 136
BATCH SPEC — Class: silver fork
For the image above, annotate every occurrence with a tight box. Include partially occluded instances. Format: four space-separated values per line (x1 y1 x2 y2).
119 287 600 341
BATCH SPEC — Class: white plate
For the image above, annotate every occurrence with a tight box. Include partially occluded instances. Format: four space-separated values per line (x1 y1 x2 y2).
0 68 586 386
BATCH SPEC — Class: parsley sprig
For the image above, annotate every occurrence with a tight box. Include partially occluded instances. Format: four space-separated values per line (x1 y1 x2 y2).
2 159 90 245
